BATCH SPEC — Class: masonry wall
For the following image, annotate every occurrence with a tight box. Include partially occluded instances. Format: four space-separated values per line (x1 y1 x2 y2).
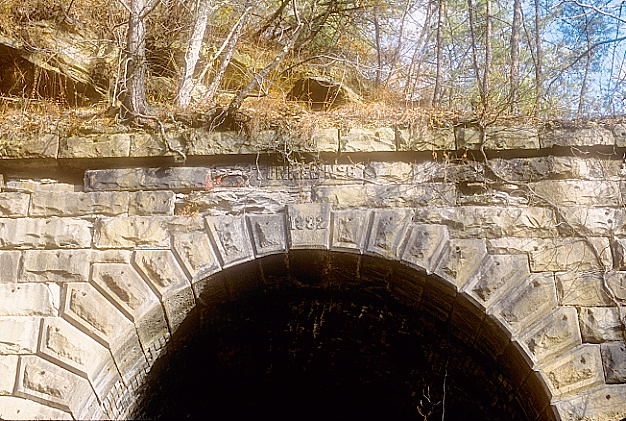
0 123 625 420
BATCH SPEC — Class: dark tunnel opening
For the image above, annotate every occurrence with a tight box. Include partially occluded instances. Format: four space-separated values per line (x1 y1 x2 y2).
133 252 540 421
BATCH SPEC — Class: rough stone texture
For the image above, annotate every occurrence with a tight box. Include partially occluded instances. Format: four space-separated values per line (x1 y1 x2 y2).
493 272 557 334
397 127 455 151
487 237 612 272
400 224 449 274
16 355 97 417
94 217 170 248
60 134 131 158
309 128 340 152
339 127 395 152
85 167 212 192
251 163 365 187
4 179 77 193
540 126 614 148
287 203 331 249
454 126 482 149
183 129 324 155
0 284 57 316
1 134 59 159
579 307 623 343
129 191 175 215
247 214 288 257
488 156 625 182
556 272 614 306
61 283 146 383
0 251 20 283
0 396 71 420
330 210 370 253
366 209 413 259
0 218 92 249
206 215 254 267
602 343 626 383
558 207 623 236
412 206 557 238
313 183 455 208
21 250 91 283
179 188 311 215
0 193 29 216
62 283 135 346
0 318 40 354
542 345 605 398
528 180 623 206
519 307 582 366
133 250 195 330
0 354 18 394
365 161 413 183
462 254 530 309
484 126 540 149
3 125 626 420
605 271 626 300
30 192 129 216
39 318 120 399
555 385 626 421
91 263 168 355
454 126 541 150
128 132 182 157
172 230 221 283
435 239 487 289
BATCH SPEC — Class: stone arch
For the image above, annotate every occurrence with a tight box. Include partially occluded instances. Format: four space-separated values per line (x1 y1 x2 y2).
5 205 618 420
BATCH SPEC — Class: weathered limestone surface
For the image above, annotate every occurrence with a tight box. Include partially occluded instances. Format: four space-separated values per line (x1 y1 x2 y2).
60 134 131 158
0 318 40 354
1 124 626 421
540 126 614 148
602 343 626 383
0 193 29 216
0 396 71 420
0 218 92 249
397 127 455 150
340 127 395 152
579 307 624 343
21 250 91 283
0 284 58 316
30 192 130 216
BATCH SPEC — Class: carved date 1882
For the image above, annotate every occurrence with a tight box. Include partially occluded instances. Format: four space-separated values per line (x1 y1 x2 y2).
289 216 327 230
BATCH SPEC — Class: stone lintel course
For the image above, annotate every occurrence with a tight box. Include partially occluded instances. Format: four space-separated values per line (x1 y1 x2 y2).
0 122 624 164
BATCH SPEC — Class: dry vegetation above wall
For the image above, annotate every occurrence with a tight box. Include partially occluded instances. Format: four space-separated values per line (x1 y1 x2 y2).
1 96 626 159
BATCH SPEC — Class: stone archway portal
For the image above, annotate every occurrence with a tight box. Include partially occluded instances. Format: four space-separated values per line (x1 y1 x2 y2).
2 203 607 420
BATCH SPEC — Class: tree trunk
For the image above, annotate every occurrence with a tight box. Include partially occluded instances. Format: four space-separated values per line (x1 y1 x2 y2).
510 0 522 115
386 0 411 88
121 0 150 118
404 1 433 99
534 0 542 117
432 0 444 107
228 22 303 113
467 0 483 104
176 0 213 109
203 4 252 103
578 54 591 118
373 8 383 88
482 0 492 110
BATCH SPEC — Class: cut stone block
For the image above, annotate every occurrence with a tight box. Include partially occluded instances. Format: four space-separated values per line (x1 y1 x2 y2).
287 203 331 250
0 218 91 249
94 216 170 248
21 250 90 283
29 192 129 216
0 284 57 316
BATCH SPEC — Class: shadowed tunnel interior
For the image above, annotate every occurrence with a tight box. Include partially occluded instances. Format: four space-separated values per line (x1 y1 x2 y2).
133 251 546 421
